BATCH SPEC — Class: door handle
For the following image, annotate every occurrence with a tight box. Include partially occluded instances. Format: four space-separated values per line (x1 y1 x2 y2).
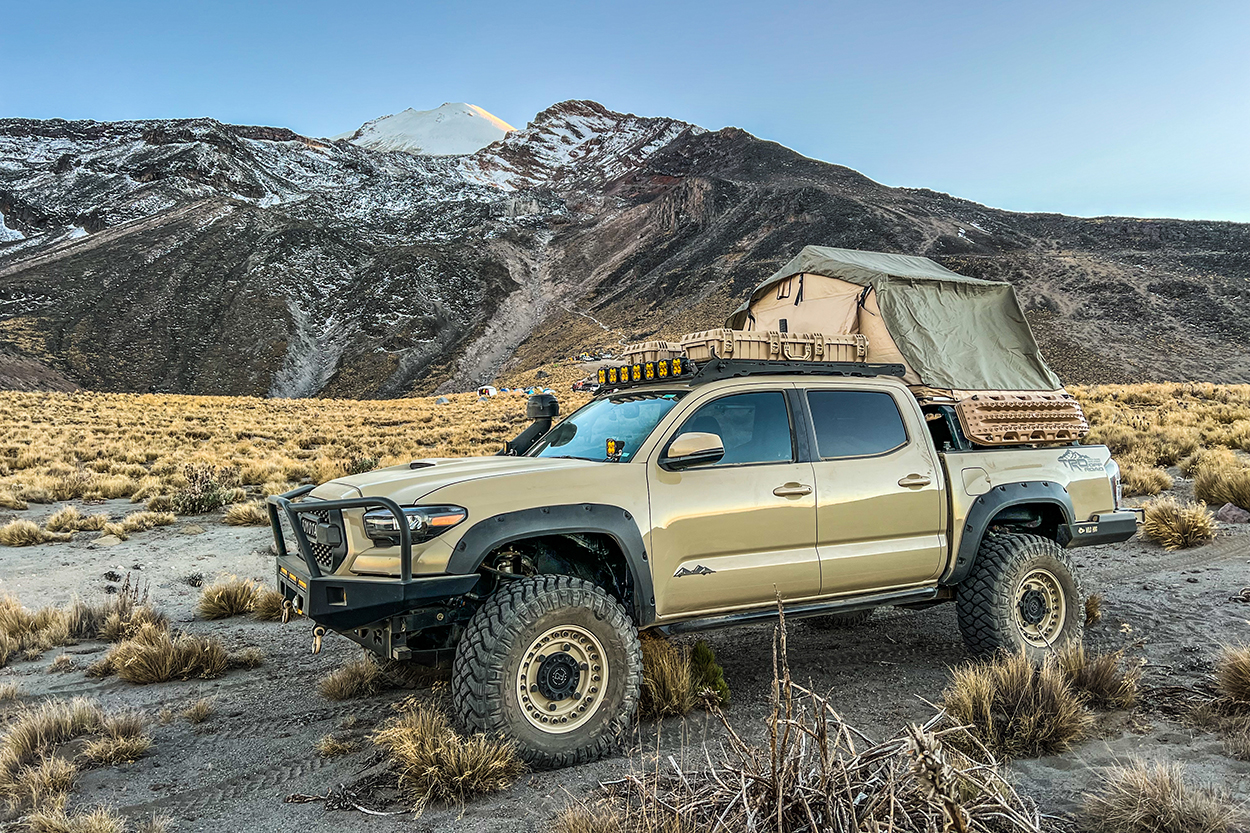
898 474 932 487
773 483 813 497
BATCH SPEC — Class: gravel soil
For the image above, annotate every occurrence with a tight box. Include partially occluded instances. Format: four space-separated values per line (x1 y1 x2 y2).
1 494 1248 832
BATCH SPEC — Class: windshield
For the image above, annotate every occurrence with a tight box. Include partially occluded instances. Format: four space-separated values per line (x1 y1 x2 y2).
528 392 685 462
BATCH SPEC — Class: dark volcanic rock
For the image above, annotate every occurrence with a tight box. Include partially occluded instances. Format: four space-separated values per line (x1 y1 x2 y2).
1 102 1248 397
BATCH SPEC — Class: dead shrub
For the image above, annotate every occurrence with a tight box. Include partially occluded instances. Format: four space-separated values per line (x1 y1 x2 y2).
0 520 71 547
371 703 523 809
942 651 1092 759
0 490 27 510
100 510 175 541
319 656 382 701
1223 716 1250 760
1215 644 1250 704
91 624 228 684
170 465 238 515
223 501 268 526
1083 759 1243 833
1141 496 1217 550
46 655 75 674
1121 464 1173 497
1055 643 1141 709
65 578 166 642
197 576 260 620
0 682 18 701
5 756 78 813
640 637 730 717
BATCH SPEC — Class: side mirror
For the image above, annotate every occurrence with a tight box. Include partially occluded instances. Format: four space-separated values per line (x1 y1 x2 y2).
660 432 724 470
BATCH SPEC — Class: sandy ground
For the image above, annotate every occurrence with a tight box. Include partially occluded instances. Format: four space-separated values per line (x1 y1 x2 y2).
1 491 1248 832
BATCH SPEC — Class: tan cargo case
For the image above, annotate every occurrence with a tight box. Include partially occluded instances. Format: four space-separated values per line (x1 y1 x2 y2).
955 392 1090 447
622 340 684 365
680 329 868 363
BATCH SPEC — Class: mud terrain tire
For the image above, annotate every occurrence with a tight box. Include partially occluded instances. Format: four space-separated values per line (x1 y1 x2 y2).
807 608 875 629
957 532 1084 660
452 575 642 769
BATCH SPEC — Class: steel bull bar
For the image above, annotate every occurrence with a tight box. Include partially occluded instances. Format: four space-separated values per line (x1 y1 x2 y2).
266 485 479 631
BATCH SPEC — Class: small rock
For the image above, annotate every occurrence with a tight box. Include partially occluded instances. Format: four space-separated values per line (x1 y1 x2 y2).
1186 577 1199 583
96 535 124 547
435 396 450 405
180 524 206 536
535 369 549 379
1215 502 1250 523
103 570 122 582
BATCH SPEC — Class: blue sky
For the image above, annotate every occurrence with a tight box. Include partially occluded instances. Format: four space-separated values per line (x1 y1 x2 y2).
4 0 1247 221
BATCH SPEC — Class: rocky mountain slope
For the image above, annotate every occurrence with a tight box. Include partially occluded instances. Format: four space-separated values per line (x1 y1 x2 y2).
1 100 1247 397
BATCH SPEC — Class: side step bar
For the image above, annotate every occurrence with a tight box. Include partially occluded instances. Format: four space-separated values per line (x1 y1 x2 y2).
662 586 946 635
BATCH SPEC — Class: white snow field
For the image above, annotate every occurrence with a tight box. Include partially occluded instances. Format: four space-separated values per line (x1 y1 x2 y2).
333 102 516 156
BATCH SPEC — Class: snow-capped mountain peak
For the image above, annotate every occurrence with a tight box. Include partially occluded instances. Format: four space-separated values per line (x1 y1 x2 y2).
334 103 515 156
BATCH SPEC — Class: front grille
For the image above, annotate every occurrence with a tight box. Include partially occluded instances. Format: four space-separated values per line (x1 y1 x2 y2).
300 509 346 571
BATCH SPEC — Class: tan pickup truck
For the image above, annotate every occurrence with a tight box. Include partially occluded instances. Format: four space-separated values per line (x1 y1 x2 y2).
268 357 1136 769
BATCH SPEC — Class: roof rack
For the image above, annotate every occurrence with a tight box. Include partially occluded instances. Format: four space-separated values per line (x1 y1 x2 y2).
597 357 905 393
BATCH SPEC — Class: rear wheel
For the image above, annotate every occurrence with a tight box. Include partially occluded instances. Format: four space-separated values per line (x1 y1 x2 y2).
957 532 1084 660
452 575 642 769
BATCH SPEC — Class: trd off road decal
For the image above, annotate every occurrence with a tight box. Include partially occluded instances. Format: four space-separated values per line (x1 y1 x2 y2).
1058 449 1102 472
674 565 716 578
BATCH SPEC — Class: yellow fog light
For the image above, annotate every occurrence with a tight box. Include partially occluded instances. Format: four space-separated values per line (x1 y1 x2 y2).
597 368 606 384
608 367 618 383
657 360 669 378
645 362 655 379
672 357 683 375
631 364 641 381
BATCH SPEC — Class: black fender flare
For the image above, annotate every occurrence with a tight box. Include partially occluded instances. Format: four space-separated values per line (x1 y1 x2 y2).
942 481 1075 586
445 503 655 625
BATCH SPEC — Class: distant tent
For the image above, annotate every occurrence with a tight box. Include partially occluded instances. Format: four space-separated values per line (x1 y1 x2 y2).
726 246 1062 393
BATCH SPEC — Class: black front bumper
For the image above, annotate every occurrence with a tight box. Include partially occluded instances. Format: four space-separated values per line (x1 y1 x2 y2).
1058 510 1140 547
268 486 479 631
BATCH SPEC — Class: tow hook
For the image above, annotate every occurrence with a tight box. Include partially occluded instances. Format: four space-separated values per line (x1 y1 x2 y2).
312 625 326 654
281 600 294 624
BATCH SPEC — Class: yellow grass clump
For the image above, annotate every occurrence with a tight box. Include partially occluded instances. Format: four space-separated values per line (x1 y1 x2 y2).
1054 643 1141 709
223 501 268 526
1141 496 1217 550
942 651 1093 759
44 507 109 533
25 805 128 833
1194 461 1250 511
639 636 730 717
1082 760 1244 833
319 656 383 701
181 698 215 725
0 520 71 547
197 576 261 620
1120 464 1173 497
88 624 228 684
371 703 524 809
1215 644 1250 704
99 510 175 541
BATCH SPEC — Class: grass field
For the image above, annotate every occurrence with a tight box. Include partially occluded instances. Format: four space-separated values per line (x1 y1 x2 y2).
0 382 1247 523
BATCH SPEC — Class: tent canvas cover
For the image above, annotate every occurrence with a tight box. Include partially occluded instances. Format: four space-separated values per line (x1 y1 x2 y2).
726 246 1062 393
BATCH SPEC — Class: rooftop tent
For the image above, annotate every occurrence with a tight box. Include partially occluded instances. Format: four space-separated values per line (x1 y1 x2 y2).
726 246 1063 392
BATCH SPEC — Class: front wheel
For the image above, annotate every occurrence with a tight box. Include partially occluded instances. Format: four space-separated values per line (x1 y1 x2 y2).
956 532 1084 660
452 575 642 769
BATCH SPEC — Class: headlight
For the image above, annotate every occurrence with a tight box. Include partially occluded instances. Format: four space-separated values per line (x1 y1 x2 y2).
362 505 467 546
1105 458 1122 508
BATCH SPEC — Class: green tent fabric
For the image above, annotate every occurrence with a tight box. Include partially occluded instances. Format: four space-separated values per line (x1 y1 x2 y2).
726 246 1062 391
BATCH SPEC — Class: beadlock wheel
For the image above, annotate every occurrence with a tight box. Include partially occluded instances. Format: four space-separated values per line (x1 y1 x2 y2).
517 625 609 734
1015 568 1067 648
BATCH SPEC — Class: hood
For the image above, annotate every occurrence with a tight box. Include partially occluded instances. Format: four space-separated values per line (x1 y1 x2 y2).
310 456 604 504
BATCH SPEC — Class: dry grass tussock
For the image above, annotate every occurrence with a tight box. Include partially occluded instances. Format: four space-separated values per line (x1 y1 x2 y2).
1054 643 1141 709
1141 496 1217 550
1120 463 1173 497
315 733 357 757
196 576 261 620
182 698 215 725
99 510 175 541
1084 592 1104 625
1216 644 1250 704
1194 461 1250 511
0 581 165 667
0 683 18 702
25 805 129 833
0 390 556 514
1083 759 1244 833
319 656 383 701
942 650 1093 759
639 636 730 717
223 501 268 525
371 702 523 811
88 624 228 684
0 698 150 815
0 520 71 547
579 602 1045 832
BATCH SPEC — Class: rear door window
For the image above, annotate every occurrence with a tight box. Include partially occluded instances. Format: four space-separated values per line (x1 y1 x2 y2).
806 390 908 458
